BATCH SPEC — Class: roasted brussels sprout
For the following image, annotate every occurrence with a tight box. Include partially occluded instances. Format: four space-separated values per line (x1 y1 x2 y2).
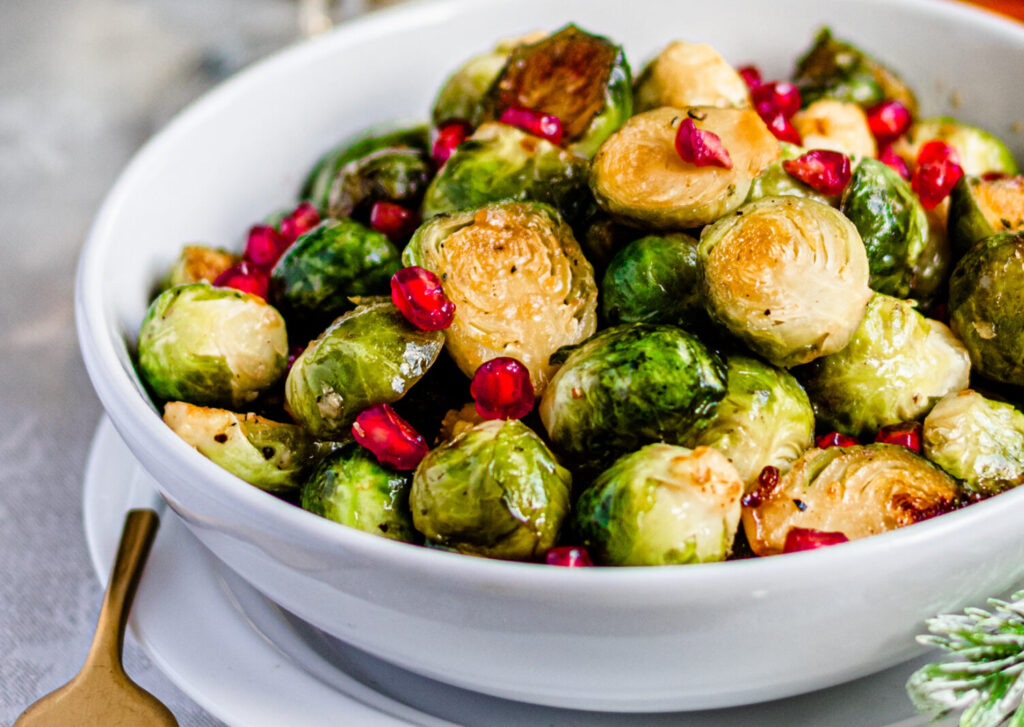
908 209 953 306
893 117 1019 177
138 283 288 408
163 245 238 290
802 294 971 436
574 444 743 566
743 443 961 555
693 355 815 489
634 41 750 112
791 100 876 158
410 419 571 560
480 24 632 158
746 142 838 206
699 196 872 368
949 232 1024 385
301 443 417 541
539 323 727 469
948 175 1024 257
432 50 509 126
420 122 590 222
403 202 597 391
285 299 444 439
600 233 702 326
591 107 780 230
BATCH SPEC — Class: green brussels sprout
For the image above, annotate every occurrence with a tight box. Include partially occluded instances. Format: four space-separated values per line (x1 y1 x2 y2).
692 355 815 490
746 142 838 206
420 122 590 222
949 232 1024 385
948 175 1024 257
699 196 872 368
432 49 509 126
284 299 444 439
301 444 418 541
923 390 1024 496
908 208 953 306
591 107 780 230
137 283 288 408
269 218 401 327
162 245 238 290
840 157 929 298
793 28 918 113
634 41 750 112
574 444 743 566
743 443 960 556
538 323 727 469
403 202 597 392
163 401 325 493
801 294 971 437
893 117 1019 177
791 100 876 158
410 419 571 560
600 233 702 326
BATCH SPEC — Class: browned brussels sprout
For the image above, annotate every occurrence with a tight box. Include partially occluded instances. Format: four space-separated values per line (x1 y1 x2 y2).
634 41 750 112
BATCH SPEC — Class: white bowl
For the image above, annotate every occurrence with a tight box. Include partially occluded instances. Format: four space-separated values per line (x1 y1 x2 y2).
76 0 1024 712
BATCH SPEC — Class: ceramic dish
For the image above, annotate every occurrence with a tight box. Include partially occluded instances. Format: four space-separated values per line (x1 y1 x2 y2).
75 0 1024 711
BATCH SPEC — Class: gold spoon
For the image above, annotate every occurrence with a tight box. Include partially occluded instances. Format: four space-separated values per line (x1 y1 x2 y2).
15 508 178 726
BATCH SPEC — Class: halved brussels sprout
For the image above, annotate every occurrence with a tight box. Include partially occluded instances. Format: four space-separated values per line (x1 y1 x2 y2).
403 202 597 391
699 196 872 368
743 443 960 555
949 232 1024 385
746 142 838 206
163 245 238 290
539 323 727 469
164 401 324 493
420 122 590 223
600 233 702 326
634 41 750 112
801 294 971 437
693 355 815 490
301 443 418 541
432 50 509 126
923 390 1024 496
410 419 571 560
591 107 780 230
840 157 929 298
948 175 1024 257
480 24 632 158
284 299 444 439
791 100 876 158
574 444 743 566
138 283 288 408
893 117 1019 177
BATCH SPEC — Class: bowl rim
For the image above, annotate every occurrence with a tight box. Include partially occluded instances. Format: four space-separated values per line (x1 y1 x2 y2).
75 0 1024 592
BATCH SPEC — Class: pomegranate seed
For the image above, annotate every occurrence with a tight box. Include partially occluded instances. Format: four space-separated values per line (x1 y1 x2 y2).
470 357 535 421
737 65 762 89
432 121 472 166
815 432 859 449
675 117 733 169
917 140 960 166
752 82 801 119
244 225 290 270
546 546 594 567
982 171 1011 181
912 141 964 209
390 266 455 331
370 201 418 243
761 110 802 145
874 421 923 453
783 149 852 196
352 403 429 471
498 107 564 145
213 260 268 299
865 100 912 144
741 466 780 508
878 145 911 180
280 201 320 242
783 527 849 553
286 344 305 371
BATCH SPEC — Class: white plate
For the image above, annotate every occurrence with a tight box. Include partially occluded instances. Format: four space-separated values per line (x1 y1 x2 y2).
83 416 960 727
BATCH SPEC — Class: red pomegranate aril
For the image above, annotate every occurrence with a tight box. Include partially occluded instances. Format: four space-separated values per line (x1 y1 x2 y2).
761 111 802 145
783 149 852 196
878 145 911 180
280 201 320 242
865 100 912 144
390 266 455 331
213 260 269 299
783 527 850 553
741 466 781 508
912 143 964 209
675 117 733 169
286 344 305 371
874 421 923 453
815 432 859 449
737 65 762 89
371 201 418 243
546 546 594 567
499 107 564 145
244 224 289 269
471 357 534 421
751 81 801 119
432 121 472 166
917 140 960 166
352 403 429 471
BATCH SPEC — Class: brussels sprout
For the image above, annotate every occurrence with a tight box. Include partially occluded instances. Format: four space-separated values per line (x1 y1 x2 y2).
420 122 590 222
137 283 288 408
699 196 872 368
922 390 1024 496
284 299 444 439
801 294 971 437
948 175 1024 257
692 355 814 489
949 232 1024 385
791 100 876 158
403 202 597 391
574 444 743 566
893 117 1019 177
432 50 509 126
600 233 702 326
269 218 401 327
908 208 953 306
480 24 632 158
163 245 238 290
591 107 780 230
792 28 918 113
634 41 750 113
840 157 929 298
539 323 727 469
163 401 324 493
301 444 418 541
746 142 838 206
410 419 571 560
742 443 960 556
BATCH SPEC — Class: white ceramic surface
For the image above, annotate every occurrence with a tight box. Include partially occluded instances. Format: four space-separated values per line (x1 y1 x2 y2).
75 0 1024 711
